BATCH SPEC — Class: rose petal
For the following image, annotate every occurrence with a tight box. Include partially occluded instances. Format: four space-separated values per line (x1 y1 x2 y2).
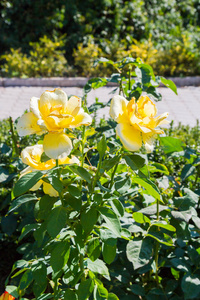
142 132 156 153
66 96 82 115
110 95 129 123
43 181 59 197
58 155 80 165
30 97 41 118
43 132 73 159
21 144 55 170
39 88 68 117
116 123 142 151
137 96 157 118
69 108 92 128
30 180 43 191
16 112 44 136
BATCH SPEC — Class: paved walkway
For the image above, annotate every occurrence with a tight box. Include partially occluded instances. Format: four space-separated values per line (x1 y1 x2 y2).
0 86 199 127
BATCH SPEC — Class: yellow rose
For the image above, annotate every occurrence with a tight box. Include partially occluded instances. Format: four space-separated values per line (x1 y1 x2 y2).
16 88 92 158
20 144 79 197
110 95 169 152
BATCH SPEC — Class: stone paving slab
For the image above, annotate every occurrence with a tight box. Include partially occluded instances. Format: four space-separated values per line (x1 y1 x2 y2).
0 86 199 127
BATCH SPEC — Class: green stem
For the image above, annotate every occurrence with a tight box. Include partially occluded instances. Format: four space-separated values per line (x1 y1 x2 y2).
155 199 160 286
56 159 64 205
128 67 131 91
56 159 60 179
119 77 123 95
79 126 86 192
91 155 103 196
110 149 123 189
9 116 19 156
80 253 85 281
81 126 86 168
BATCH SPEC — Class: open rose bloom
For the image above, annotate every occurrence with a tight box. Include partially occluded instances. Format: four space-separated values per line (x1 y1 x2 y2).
17 89 92 158
0 292 15 300
110 95 169 152
20 144 79 196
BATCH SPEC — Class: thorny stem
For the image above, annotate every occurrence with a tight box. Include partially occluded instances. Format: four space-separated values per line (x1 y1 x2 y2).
9 116 19 156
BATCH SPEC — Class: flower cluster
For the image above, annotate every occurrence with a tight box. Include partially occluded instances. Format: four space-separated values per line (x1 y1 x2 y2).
17 88 91 195
109 95 168 152
17 88 92 159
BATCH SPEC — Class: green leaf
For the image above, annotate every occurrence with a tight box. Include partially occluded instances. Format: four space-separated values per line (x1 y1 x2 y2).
18 269 33 290
65 193 82 211
77 278 94 300
124 154 146 171
102 238 117 264
139 204 169 215
45 175 63 193
32 261 47 283
19 224 38 241
147 231 174 246
50 241 70 273
81 207 98 234
0 166 10 183
181 274 200 299
47 206 68 238
13 171 43 197
173 188 199 210
171 258 190 273
160 137 184 154
114 174 132 194
84 77 108 93
9 194 38 213
97 135 107 159
33 222 46 247
69 165 92 183
109 198 124 217
148 163 169 175
85 259 110 278
151 222 176 232
171 210 192 223
130 284 145 296
94 284 108 299
101 156 120 171
160 77 177 95
87 238 101 261
64 289 78 300
38 195 57 220
107 293 119 300
37 294 53 300
6 286 19 298
33 280 47 298
181 164 195 181
132 212 151 224
1 214 17 235
126 238 153 270
132 177 162 202
68 184 81 197
98 207 121 237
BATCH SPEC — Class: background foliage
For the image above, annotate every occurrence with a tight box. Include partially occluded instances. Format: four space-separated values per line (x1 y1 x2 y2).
1 0 200 77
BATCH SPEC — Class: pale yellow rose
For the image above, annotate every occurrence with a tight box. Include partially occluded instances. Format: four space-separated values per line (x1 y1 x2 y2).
110 95 169 152
16 88 92 158
20 144 79 197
